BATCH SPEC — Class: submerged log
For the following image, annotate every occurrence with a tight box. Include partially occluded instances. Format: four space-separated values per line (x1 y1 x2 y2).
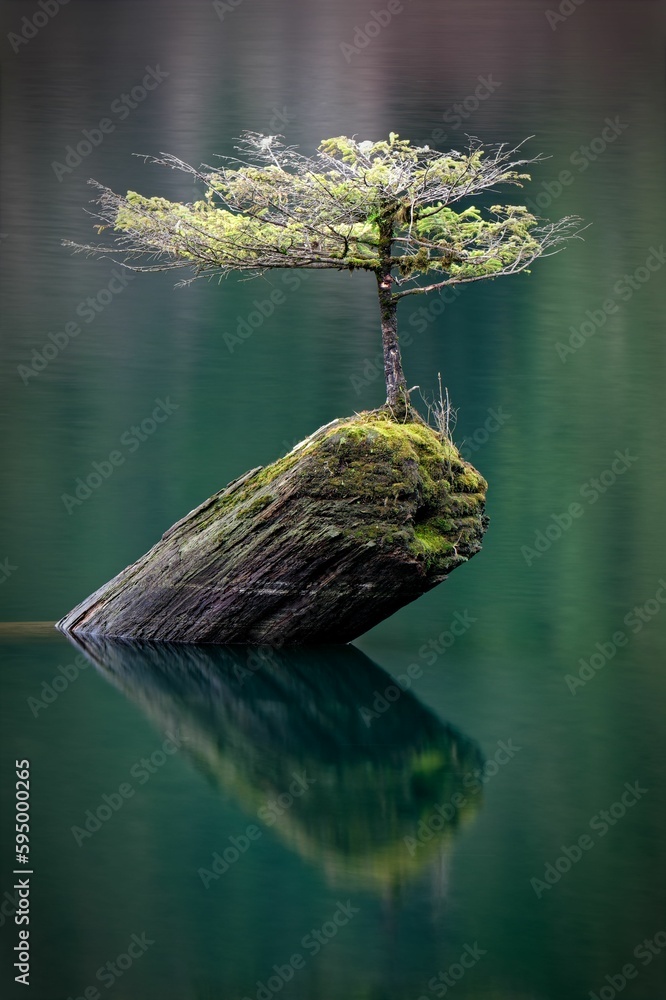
57 408 488 644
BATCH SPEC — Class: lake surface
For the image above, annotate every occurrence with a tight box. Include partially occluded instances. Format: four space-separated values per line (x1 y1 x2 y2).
1 2 665 998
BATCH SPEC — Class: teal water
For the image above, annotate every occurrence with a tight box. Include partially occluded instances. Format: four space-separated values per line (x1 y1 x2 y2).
1 1 665 997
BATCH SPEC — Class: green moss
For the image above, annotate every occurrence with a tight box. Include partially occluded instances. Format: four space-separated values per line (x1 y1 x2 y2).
457 469 485 492
241 494 275 516
196 406 487 583
250 451 302 489
412 523 455 569
413 524 454 554
422 515 454 534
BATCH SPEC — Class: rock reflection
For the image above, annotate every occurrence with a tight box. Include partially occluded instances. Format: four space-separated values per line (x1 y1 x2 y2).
67 636 483 892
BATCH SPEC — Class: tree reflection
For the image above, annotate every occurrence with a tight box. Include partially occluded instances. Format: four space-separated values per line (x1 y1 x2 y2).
67 635 483 894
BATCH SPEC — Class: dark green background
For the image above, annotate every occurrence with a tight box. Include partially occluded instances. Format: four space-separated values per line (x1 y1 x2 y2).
0 1 664 998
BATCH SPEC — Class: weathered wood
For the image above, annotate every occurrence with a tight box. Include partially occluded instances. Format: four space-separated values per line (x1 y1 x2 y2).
57 408 488 644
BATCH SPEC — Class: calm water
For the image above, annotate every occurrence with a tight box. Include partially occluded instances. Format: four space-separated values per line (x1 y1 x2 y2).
1 1 665 998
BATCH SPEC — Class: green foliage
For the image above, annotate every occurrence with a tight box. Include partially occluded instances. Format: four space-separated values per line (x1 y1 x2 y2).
79 132 580 295
414 203 543 279
223 406 487 580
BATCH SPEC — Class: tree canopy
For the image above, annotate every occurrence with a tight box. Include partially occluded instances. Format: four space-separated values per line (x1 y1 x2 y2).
74 132 581 297
70 132 582 410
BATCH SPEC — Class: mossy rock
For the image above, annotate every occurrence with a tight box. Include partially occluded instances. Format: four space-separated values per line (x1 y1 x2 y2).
58 407 488 643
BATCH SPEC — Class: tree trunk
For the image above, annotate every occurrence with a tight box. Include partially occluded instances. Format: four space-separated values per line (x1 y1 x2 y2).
57 409 488 645
377 272 408 414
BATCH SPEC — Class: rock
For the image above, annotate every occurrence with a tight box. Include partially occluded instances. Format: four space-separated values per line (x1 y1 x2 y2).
57 407 488 644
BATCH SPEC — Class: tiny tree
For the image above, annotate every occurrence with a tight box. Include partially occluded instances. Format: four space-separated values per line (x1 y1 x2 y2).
72 133 581 413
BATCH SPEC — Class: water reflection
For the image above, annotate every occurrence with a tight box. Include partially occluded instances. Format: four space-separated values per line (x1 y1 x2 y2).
66 636 483 894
